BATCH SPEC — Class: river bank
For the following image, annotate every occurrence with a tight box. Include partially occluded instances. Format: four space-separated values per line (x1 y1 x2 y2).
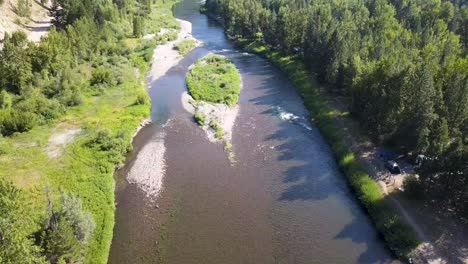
201 14 421 262
0 2 186 263
225 33 457 263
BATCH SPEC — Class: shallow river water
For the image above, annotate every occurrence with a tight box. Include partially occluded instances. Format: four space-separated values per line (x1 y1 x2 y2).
108 0 395 263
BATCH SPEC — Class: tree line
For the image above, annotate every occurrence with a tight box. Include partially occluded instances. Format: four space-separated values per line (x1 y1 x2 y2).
205 0 468 219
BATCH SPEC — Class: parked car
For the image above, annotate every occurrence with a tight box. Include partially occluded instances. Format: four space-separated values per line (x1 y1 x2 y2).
385 160 401 174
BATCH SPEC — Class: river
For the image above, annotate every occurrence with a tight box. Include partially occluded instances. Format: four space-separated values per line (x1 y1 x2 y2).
108 0 394 263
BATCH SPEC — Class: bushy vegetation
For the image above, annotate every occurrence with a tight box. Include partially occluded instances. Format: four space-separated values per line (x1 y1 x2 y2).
0 181 96 264
186 54 241 106
174 39 197 55
194 112 206 126
209 120 224 139
135 90 150 105
206 0 467 239
0 0 179 263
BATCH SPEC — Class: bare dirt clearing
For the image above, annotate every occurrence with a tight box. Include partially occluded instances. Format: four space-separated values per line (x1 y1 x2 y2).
47 125 81 158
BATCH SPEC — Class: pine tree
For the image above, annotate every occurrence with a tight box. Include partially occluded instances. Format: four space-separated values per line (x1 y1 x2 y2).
133 16 144 37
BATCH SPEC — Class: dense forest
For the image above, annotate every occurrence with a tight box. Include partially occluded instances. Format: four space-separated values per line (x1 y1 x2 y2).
0 0 177 263
204 0 468 219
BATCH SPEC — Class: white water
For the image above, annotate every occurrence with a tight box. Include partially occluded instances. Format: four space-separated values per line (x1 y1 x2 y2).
274 106 313 131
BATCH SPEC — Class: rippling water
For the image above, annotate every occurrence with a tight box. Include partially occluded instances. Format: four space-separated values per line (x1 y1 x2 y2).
108 0 395 263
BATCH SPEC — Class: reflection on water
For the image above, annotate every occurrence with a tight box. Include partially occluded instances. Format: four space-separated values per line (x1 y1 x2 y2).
108 0 395 263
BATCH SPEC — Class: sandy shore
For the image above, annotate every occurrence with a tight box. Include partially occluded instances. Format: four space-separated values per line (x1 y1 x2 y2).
181 91 239 144
147 19 202 84
126 131 167 200
127 19 201 199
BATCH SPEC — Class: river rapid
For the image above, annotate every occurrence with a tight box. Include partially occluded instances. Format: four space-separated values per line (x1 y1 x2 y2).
108 0 395 263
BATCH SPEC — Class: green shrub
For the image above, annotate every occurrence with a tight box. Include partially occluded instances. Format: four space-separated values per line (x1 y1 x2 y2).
39 192 95 264
86 129 131 164
90 67 115 87
58 89 83 107
215 126 224 139
0 109 37 136
174 40 197 55
194 112 206 126
0 90 13 109
16 96 64 122
0 180 43 263
59 193 96 243
186 54 241 106
209 120 224 139
135 90 149 105
133 16 144 37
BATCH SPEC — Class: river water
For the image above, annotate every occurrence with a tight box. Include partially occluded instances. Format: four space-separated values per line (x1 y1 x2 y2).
108 0 395 263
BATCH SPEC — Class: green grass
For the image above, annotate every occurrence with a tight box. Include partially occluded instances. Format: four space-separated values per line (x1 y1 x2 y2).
186 54 241 106
238 39 420 258
0 78 150 264
174 39 197 55
144 3 180 35
0 2 179 263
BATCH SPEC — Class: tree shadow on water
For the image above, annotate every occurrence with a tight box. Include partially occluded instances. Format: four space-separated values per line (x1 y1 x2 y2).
242 58 393 263
269 124 393 263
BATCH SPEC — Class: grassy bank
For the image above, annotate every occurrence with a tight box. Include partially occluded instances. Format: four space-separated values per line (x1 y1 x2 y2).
236 39 420 258
186 54 241 106
0 2 179 263
174 39 197 55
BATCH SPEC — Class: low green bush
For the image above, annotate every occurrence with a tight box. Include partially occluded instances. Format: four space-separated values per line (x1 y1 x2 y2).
86 129 131 164
186 54 241 106
0 109 37 136
16 95 64 123
215 127 224 139
174 40 197 55
135 90 149 105
0 90 13 109
209 120 224 139
194 112 206 126
90 67 115 87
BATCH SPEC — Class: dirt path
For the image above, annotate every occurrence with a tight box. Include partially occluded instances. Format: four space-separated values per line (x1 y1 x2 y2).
325 95 468 263
0 0 53 44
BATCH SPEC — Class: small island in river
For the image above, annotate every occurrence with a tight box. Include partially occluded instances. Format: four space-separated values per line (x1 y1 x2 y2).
183 54 241 149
